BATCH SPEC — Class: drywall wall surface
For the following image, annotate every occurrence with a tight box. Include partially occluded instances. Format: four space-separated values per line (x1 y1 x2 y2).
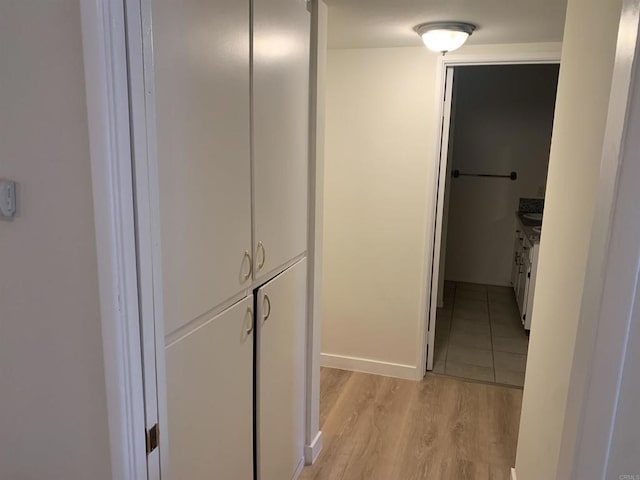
444 64 558 286
322 46 437 373
0 1 112 479
322 42 561 376
515 0 623 478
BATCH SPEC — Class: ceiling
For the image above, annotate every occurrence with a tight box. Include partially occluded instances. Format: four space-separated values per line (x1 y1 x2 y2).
325 0 568 49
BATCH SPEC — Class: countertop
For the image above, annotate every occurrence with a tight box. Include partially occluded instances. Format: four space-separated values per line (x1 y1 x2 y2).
516 213 542 245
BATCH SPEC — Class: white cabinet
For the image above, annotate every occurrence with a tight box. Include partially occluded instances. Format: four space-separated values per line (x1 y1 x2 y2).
166 296 254 480
516 240 530 315
253 0 311 280
511 223 540 330
511 229 523 288
152 0 252 336
142 0 310 477
257 259 307 480
523 243 540 330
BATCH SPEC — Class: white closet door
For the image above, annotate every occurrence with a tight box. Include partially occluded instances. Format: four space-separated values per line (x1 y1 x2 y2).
166 295 254 480
253 0 311 280
257 259 307 480
152 0 252 336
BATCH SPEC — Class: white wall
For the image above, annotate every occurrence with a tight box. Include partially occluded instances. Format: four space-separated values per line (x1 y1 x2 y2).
0 1 112 479
515 0 623 478
322 42 561 378
444 65 558 286
322 46 438 378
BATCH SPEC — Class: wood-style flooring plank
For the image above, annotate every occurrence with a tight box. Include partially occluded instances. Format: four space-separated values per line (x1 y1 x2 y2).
319 367 353 428
300 369 522 480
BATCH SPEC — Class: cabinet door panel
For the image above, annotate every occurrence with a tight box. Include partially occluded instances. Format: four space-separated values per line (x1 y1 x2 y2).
152 0 252 336
253 0 310 280
166 296 254 480
257 259 307 480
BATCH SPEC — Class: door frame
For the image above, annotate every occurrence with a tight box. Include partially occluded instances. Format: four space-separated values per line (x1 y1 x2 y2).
80 0 148 478
419 48 562 375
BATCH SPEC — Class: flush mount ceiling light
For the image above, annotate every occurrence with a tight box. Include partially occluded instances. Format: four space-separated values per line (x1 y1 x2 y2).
414 22 476 54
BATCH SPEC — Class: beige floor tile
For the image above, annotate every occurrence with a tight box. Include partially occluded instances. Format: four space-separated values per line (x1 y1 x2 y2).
456 316 491 331
437 308 453 323
433 357 446 374
489 301 519 315
456 296 489 310
492 335 528 355
445 360 495 382
495 368 525 387
449 329 492 350
447 344 494 368
492 321 525 338
494 351 527 373
456 291 488 303
455 308 491 324
490 311 521 327
440 281 531 386
456 282 488 292
487 285 513 297
435 334 449 353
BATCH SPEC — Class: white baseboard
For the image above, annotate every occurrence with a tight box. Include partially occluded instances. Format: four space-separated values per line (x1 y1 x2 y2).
511 467 517 480
320 353 418 380
292 457 304 480
304 431 323 465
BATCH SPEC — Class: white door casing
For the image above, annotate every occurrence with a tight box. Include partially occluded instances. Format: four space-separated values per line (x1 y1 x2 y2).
421 50 562 377
426 67 454 371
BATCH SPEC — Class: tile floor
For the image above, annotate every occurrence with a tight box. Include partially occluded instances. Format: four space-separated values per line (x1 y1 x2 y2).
433 281 529 387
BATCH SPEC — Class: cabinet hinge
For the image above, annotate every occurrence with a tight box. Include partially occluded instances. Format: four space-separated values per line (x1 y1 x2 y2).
146 424 159 455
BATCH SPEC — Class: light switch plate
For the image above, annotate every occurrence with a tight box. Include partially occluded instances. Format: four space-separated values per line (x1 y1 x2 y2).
0 179 17 218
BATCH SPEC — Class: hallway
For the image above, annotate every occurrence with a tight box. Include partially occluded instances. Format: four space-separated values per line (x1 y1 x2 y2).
299 368 522 480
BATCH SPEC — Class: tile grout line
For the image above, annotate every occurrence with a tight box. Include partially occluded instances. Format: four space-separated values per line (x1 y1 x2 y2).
486 287 497 383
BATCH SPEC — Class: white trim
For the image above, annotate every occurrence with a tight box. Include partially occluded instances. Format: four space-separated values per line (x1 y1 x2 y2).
510 467 517 480
292 457 305 480
304 431 324 465
305 0 328 465
124 0 166 477
426 67 454 371
80 0 147 479
417 48 562 378
560 1 640 477
321 353 419 380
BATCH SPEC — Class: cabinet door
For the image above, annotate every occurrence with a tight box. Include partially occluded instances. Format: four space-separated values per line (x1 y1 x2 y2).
166 296 254 480
257 259 307 480
511 230 521 287
253 0 311 280
152 0 252 336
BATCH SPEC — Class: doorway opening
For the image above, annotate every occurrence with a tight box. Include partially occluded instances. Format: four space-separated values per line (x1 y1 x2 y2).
427 62 560 386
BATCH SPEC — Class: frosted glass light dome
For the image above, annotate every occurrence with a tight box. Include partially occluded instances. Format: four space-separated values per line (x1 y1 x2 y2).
415 22 476 54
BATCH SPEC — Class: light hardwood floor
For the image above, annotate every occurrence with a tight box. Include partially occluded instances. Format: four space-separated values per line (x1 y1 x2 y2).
299 368 522 480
